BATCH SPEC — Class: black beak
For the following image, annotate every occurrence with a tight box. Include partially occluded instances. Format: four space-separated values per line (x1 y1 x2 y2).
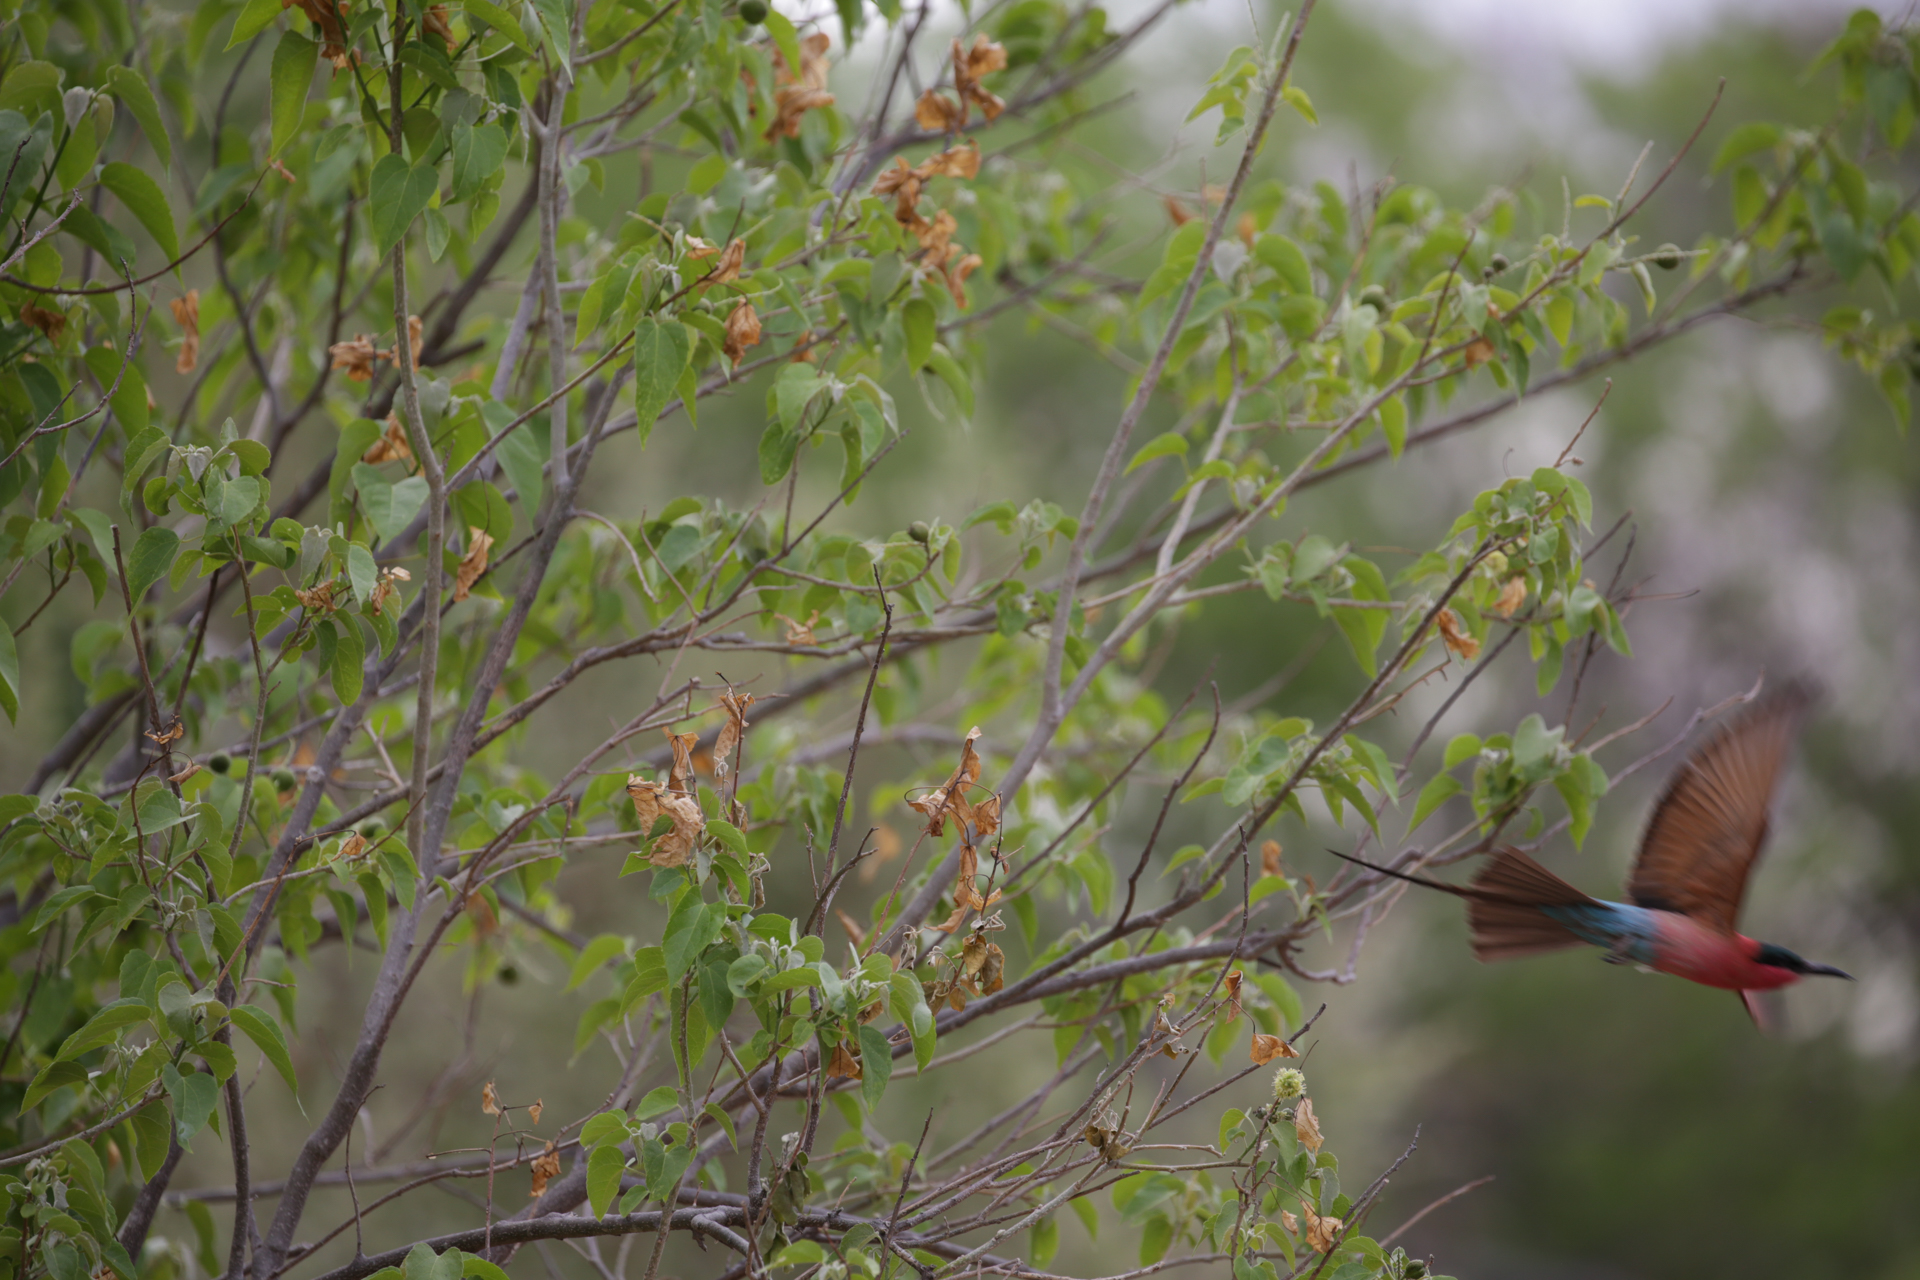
1803 961 1853 980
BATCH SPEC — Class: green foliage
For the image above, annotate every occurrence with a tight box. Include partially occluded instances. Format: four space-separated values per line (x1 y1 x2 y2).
0 4 1911 1280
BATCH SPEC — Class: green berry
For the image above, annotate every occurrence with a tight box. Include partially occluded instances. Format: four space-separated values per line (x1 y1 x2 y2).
209 753 232 775
1653 243 1683 270
738 0 768 23
498 963 521 986
271 768 297 793
908 521 932 544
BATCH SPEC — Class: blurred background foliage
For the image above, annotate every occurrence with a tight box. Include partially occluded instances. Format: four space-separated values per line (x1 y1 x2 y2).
3 0 1916 1276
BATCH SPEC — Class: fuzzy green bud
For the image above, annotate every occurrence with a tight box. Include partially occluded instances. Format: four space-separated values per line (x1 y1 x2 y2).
1271 1067 1305 1101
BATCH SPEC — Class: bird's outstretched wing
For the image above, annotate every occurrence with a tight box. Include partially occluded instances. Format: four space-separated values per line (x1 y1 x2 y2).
1627 683 1811 935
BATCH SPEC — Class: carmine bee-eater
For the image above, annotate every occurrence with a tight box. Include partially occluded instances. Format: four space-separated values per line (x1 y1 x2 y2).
1337 683 1851 1026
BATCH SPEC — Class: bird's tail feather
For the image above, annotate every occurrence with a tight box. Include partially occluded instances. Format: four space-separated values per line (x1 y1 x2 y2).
1329 846 1595 963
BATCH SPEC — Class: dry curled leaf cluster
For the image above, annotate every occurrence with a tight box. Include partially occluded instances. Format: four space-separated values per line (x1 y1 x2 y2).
872 144 986 307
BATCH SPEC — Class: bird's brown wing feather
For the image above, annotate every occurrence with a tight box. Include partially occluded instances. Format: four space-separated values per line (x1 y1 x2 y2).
1466 847 1596 962
1627 684 1810 935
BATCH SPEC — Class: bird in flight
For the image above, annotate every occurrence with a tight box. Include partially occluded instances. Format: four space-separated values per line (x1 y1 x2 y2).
1335 682 1850 1027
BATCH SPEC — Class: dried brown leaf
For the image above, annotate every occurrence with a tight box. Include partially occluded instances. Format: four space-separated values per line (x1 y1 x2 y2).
1250 1032 1300 1064
827 1039 862 1080
1489 576 1527 618
908 726 983 836
1293 1096 1324 1155
528 1099 543 1125
713 690 755 778
1462 335 1496 369
329 334 381 382
1436 608 1481 662
835 908 868 948
283 0 353 66
454 526 494 601
529 1143 561 1197
724 299 761 364
915 89 964 133
1261 839 1284 878
663 729 698 793
481 1081 502 1116
1222 969 1243 1022
711 238 746 284
362 414 416 466
21 303 65 342
421 3 455 50
1300 1197 1343 1253
170 290 200 373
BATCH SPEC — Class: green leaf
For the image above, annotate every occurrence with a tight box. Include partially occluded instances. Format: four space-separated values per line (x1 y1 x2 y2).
763 7 804 89
900 297 935 369
106 67 170 170
568 934 628 991
1139 1216 1173 1266
369 153 439 258
268 31 318 158
450 122 508 202
461 0 538 55
21 1061 88 1113
631 1084 679 1119
346 543 377 605
0 618 16 724
1254 234 1313 295
707 820 747 855
1125 431 1188 474
461 1259 512 1280
55 998 149 1061
530 0 573 73
227 0 283 47
125 526 180 602
622 946 668 1009
631 318 691 446
354 465 429 544
161 1064 219 1146
586 1145 625 1217
128 1102 171 1179
229 1006 298 1092
1280 83 1317 125
99 162 179 263
759 420 799 486
858 1023 892 1112
662 897 719 983
924 345 973 417
1711 121 1780 174
1407 774 1462 833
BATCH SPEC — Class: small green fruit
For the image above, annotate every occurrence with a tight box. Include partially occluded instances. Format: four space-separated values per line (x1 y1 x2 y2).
1653 243 1683 270
738 0 768 23
271 768 297 793
358 820 386 841
1358 284 1389 315
908 521 932 544
498 963 521 986
209 753 232 775
1489 252 1511 273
